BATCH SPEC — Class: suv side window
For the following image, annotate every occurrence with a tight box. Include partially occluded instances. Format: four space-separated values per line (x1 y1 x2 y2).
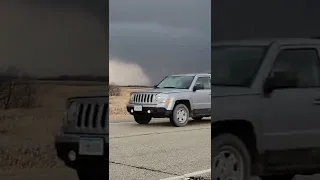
195 77 211 89
270 48 320 87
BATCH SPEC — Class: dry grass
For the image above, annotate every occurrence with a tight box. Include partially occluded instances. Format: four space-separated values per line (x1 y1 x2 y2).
0 83 107 171
109 87 149 116
0 84 146 171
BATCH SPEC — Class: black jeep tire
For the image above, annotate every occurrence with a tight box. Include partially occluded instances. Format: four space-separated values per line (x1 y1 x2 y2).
192 117 203 121
212 134 251 180
77 168 108 180
260 175 295 180
170 104 190 127
133 114 152 124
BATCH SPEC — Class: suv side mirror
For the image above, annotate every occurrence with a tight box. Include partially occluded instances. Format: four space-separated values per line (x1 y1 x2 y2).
153 85 158 88
263 70 298 94
193 83 204 91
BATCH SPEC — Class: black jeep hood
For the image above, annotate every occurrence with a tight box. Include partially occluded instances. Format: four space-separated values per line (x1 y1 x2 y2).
68 91 108 100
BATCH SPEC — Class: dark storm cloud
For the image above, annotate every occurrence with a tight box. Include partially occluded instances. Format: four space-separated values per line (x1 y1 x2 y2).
110 0 210 35
212 0 320 41
0 0 108 76
109 0 210 83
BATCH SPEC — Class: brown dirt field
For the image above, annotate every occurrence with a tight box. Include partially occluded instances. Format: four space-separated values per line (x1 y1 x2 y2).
0 83 107 171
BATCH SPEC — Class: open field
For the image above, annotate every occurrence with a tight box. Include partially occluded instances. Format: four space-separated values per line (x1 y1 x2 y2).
0 81 107 171
0 82 145 171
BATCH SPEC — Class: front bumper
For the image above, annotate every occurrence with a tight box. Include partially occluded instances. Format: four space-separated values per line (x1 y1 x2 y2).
55 132 108 169
126 105 172 118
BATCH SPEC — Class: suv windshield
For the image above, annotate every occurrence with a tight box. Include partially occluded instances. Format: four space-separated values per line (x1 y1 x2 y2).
156 76 195 89
212 45 268 87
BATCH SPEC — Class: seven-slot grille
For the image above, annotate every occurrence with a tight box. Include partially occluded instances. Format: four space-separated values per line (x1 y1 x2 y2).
76 103 108 129
132 93 156 104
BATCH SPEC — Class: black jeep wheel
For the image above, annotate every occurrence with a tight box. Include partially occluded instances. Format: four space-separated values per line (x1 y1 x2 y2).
170 104 190 127
260 175 295 180
212 134 251 180
133 114 152 124
77 168 108 180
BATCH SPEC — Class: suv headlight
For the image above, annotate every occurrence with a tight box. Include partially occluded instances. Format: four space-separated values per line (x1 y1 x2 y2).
130 93 134 101
155 94 170 103
66 101 77 124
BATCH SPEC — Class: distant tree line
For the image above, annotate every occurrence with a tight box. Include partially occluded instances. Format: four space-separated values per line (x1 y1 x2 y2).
0 66 108 110
37 75 108 82
0 66 37 109
0 66 108 82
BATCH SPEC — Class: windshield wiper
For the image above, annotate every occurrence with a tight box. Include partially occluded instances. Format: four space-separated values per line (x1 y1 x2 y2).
162 86 176 88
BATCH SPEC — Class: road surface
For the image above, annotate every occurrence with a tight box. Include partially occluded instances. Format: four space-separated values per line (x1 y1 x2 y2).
109 117 211 180
0 116 320 180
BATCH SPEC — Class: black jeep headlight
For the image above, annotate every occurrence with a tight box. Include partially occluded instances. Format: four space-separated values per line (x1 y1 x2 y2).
66 101 77 124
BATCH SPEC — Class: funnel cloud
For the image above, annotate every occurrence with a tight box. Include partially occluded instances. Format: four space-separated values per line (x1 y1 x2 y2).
109 58 150 86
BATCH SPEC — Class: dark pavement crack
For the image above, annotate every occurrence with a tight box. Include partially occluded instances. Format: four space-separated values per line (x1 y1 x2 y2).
109 161 180 176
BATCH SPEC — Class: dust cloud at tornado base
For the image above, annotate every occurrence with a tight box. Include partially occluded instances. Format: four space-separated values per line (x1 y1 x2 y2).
109 58 151 86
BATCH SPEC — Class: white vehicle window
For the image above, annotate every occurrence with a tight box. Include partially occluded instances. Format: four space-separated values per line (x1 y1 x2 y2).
195 77 211 89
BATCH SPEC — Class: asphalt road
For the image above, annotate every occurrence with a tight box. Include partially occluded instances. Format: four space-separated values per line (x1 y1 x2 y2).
1 117 320 180
109 117 211 180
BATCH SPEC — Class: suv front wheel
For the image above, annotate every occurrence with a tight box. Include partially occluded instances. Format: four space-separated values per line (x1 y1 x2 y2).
170 104 190 127
134 114 152 124
212 134 251 180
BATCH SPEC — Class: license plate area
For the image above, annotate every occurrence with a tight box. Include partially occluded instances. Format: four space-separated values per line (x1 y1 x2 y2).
133 105 142 111
79 137 104 156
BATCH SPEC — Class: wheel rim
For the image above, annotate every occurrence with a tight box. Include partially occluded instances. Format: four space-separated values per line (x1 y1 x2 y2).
176 107 188 124
212 148 244 180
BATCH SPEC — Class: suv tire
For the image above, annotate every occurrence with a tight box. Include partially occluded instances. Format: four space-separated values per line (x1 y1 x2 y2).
260 175 295 180
170 104 190 127
212 134 251 180
134 114 152 124
77 168 108 180
192 117 203 121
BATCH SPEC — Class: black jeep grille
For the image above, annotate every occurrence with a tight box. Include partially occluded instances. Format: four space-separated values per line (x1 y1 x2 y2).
76 103 108 129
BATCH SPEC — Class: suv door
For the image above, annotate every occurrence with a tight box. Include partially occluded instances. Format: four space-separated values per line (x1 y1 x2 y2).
191 76 211 116
261 47 320 163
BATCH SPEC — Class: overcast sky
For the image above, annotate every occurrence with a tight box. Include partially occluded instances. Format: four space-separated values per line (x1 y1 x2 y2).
4 1 320 82
0 0 108 77
109 0 211 85
212 0 320 41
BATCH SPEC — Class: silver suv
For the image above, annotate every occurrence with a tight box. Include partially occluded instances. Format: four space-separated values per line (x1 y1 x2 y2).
126 73 211 127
